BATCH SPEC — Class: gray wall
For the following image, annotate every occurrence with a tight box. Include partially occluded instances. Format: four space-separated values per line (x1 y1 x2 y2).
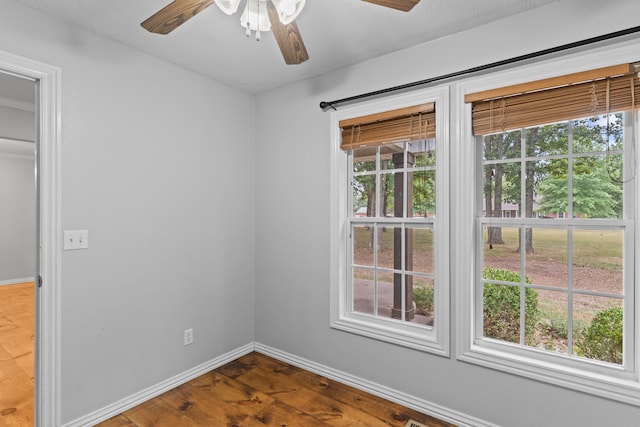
0 151 35 282
254 1 640 426
0 73 36 283
0 105 35 141
0 0 255 423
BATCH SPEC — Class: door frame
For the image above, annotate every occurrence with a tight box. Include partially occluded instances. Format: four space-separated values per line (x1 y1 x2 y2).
0 50 61 426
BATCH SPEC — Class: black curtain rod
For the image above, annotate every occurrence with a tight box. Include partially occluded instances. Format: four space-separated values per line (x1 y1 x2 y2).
319 25 640 111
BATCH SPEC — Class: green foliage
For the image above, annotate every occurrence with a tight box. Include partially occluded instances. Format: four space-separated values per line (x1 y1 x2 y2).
576 307 623 364
482 268 539 343
412 286 434 315
537 165 622 218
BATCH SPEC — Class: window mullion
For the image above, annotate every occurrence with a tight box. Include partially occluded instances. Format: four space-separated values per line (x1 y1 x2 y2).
567 122 575 356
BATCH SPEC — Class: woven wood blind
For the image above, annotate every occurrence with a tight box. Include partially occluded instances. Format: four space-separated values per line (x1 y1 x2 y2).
467 63 640 135
339 103 435 150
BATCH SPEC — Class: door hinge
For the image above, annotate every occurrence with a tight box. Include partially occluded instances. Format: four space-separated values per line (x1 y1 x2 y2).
37 275 43 288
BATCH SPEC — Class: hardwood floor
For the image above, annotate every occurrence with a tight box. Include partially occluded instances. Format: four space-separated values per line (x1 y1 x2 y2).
99 352 455 427
0 282 455 427
0 282 34 427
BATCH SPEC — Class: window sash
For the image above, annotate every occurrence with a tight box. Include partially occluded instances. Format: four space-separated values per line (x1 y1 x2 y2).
473 115 635 373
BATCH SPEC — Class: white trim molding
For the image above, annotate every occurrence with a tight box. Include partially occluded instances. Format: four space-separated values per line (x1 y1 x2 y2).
255 343 498 427
63 343 255 427
454 39 640 407
0 49 62 427
0 95 35 112
61 341 495 427
329 86 450 357
0 277 36 286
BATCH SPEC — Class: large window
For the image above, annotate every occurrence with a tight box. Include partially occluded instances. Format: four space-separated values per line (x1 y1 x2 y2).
330 89 449 355
458 59 640 405
479 114 632 364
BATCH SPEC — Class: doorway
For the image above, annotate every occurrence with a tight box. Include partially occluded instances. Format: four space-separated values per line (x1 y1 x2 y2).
0 51 61 427
0 70 37 426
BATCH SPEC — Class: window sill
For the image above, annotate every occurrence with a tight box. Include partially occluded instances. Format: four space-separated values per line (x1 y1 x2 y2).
331 312 449 357
458 342 640 406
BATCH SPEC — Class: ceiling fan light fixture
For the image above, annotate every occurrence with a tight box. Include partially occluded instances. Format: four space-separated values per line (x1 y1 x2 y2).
240 0 271 41
215 0 242 15
269 0 305 25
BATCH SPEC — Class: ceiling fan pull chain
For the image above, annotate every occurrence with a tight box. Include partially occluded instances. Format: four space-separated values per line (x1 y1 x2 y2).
256 0 262 41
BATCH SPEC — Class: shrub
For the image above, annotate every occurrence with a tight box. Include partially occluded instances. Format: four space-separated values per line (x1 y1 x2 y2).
483 268 539 343
576 307 623 364
413 286 434 315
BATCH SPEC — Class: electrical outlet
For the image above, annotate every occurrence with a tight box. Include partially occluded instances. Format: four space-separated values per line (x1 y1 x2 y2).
184 328 193 346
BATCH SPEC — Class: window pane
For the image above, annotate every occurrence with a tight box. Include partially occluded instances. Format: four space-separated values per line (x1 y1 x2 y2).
483 283 520 343
409 227 433 275
380 144 404 170
353 147 377 171
572 229 623 294
534 159 568 219
483 162 520 219
380 172 398 217
573 156 622 219
353 225 374 267
411 276 434 326
526 123 568 156
483 226 520 273
531 290 568 354
376 226 396 270
377 270 395 319
352 173 375 217
483 131 521 160
526 228 567 289
411 139 436 167
572 114 623 154
573 295 623 365
353 267 375 315
413 170 436 217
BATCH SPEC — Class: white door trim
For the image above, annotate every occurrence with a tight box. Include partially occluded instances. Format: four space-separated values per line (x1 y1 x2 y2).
0 50 62 427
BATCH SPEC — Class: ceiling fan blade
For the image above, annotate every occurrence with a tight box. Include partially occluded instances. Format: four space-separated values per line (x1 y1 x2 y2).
141 0 215 34
267 3 309 65
361 0 420 12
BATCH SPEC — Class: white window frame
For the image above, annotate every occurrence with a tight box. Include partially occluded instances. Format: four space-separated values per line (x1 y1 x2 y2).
330 87 450 356
454 42 640 405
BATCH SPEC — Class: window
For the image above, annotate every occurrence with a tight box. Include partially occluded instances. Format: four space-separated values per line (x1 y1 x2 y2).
457 57 640 405
330 89 449 355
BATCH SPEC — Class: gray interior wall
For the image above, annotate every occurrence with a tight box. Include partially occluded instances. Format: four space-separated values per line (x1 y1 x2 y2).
0 105 35 141
0 0 255 422
254 1 640 426
0 152 35 282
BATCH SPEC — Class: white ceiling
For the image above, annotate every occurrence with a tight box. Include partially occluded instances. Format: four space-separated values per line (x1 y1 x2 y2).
8 0 555 93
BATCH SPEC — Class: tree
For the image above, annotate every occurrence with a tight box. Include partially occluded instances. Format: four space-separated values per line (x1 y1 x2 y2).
484 131 521 245
537 166 622 218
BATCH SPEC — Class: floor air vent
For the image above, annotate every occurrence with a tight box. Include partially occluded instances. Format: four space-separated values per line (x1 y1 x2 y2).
405 420 428 427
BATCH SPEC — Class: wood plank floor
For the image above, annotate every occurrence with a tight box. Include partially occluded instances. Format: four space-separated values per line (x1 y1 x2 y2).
0 282 34 427
98 352 455 427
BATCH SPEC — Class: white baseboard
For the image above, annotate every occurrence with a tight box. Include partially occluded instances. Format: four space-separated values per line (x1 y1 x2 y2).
0 277 35 286
254 342 498 427
63 342 494 427
63 343 255 427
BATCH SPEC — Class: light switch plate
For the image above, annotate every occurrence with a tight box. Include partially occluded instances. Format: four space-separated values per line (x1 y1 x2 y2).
63 230 89 250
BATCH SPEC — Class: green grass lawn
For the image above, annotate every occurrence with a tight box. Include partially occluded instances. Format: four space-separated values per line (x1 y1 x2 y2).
483 227 622 270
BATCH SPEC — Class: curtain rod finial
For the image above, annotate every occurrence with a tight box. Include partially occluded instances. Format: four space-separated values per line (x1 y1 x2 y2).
319 101 337 111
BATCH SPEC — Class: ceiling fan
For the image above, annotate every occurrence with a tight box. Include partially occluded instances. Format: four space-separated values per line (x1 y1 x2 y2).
141 0 421 65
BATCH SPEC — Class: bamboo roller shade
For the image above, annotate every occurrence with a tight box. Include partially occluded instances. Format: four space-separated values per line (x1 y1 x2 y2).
339 103 436 150
468 63 640 135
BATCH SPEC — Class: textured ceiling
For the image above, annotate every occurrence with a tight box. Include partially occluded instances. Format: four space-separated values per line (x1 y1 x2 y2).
8 0 555 93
